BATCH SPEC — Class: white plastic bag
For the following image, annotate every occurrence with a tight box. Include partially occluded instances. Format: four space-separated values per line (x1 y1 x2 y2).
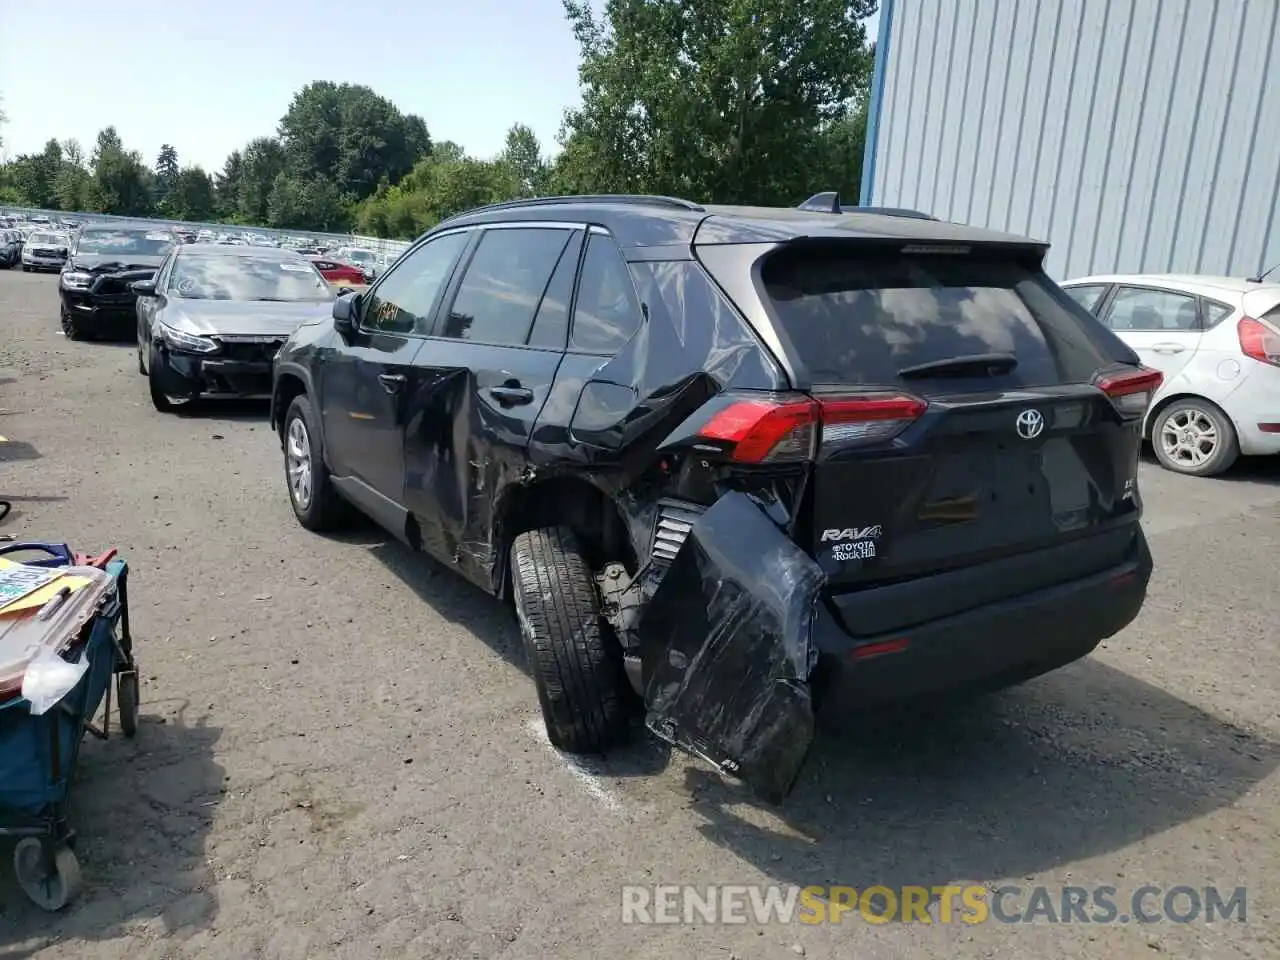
21 648 88 715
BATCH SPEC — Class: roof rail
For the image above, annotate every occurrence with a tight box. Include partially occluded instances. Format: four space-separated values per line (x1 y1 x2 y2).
441 194 705 224
797 191 938 220
857 206 939 221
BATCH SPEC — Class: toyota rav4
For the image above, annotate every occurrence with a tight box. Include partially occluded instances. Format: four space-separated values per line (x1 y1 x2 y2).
271 193 1159 801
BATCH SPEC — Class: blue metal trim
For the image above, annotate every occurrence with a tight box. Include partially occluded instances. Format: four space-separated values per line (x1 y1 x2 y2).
859 0 897 205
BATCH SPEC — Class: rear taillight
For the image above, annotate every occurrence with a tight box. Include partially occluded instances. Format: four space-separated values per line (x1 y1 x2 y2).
698 393 926 462
1096 367 1162 418
1238 317 1280 367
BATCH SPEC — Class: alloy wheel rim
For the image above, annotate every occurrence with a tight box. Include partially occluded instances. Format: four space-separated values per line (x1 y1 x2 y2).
286 417 313 509
1159 408 1218 468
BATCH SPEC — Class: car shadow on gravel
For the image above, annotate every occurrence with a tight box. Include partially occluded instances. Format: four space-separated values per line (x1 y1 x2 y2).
682 657 1279 903
344 528 671 777
1141 447 1280 485
172 399 271 423
0 701 225 950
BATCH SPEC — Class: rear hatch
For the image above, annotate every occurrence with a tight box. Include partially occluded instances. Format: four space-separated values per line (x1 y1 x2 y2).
746 243 1156 633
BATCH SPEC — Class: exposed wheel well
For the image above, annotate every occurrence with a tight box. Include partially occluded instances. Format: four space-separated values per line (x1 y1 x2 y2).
497 477 637 600
1144 392 1236 441
273 374 307 438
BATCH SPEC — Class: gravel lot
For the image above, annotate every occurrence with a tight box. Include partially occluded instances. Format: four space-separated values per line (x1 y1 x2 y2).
0 267 1276 959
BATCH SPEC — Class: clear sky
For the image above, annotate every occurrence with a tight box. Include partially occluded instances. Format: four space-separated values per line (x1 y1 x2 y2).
0 0 584 172
0 1 881 174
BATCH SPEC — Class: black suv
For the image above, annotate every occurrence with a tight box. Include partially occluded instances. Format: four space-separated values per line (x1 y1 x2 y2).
271 194 1158 801
59 224 177 339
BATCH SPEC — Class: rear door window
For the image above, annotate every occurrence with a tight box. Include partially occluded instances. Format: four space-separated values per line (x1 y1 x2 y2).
441 227 570 345
1102 286 1201 332
761 249 1118 389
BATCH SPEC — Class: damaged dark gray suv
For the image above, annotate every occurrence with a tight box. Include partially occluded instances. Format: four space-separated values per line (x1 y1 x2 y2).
271 193 1159 801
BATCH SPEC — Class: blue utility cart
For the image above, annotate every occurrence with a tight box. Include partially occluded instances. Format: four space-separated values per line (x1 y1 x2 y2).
0 543 138 910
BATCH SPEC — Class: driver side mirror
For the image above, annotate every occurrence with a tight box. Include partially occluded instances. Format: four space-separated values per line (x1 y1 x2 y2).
333 292 361 335
131 279 157 297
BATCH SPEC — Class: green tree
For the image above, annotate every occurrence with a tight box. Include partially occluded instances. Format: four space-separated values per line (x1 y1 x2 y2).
91 127 123 169
167 167 216 221
811 108 869 204
4 155 52 208
53 163 93 211
266 173 351 231
238 137 287 223
214 150 245 219
353 149 519 239
278 81 431 200
154 144 179 212
61 139 85 169
90 129 151 216
559 0 877 204
498 123 549 197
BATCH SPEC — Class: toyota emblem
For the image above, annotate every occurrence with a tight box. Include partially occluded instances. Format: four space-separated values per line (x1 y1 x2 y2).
1015 409 1045 439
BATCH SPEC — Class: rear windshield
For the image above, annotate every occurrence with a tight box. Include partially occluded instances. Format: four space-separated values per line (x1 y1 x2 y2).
761 249 1121 389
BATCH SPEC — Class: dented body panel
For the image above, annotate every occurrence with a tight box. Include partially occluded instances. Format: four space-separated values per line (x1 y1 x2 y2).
637 492 823 802
274 196 1157 803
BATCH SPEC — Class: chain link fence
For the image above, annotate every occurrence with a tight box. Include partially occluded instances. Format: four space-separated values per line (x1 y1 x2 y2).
0 204 413 262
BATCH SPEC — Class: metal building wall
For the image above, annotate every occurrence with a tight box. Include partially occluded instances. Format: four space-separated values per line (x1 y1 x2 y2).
862 0 1280 282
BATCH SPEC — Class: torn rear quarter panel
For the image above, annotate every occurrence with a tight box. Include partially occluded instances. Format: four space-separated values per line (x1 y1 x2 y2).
637 490 825 803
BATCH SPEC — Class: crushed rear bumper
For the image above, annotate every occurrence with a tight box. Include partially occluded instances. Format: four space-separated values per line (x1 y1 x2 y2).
635 493 1151 802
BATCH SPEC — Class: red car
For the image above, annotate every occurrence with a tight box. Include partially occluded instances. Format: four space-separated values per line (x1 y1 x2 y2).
308 256 366 289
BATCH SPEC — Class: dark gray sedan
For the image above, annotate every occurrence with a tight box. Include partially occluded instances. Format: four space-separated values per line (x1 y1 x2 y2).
133 244 339 412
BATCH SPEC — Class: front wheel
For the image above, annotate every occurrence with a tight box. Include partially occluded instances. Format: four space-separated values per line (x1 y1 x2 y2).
148 347 191 413
283 394 350 531
60 303 83 340
13 839 82 912
1152 399 1239 477
511 527 630 752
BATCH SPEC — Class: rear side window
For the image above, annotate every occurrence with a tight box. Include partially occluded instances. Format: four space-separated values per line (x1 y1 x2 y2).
1203 300 1234 328
760 250 1119 389
570 234 644 354
1064 284 1107 313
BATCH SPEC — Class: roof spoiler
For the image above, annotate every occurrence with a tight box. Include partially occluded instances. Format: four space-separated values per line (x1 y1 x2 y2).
797 192 939 221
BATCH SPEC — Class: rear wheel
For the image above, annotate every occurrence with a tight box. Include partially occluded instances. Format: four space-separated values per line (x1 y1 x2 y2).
511 527 629 752
1152 399 1239 477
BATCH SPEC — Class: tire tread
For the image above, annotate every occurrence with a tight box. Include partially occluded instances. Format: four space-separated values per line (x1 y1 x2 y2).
511 527 627 752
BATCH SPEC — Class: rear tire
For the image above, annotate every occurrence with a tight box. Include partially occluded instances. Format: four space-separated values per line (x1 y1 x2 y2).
1152 399 1239 477
511 527 629 753
283 394 350 531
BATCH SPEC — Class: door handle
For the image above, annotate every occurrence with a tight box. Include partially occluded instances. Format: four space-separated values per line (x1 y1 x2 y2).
1150 342 1187 354
488 384 534 407
377 373 406 393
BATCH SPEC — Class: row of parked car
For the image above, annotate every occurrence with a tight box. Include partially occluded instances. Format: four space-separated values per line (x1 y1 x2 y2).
32 193 1280 801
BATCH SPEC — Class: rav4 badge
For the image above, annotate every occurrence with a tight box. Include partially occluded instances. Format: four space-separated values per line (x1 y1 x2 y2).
820 525 882 542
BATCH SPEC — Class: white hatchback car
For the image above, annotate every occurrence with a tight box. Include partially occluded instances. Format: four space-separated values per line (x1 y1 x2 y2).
1060 274 1280 476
